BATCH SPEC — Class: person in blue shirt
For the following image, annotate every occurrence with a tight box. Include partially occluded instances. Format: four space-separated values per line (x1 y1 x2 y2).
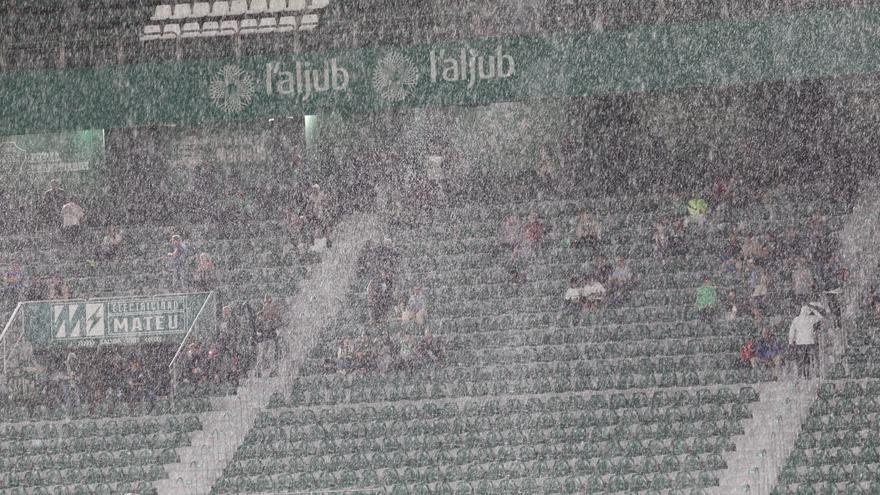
753 327 783 378
167 235 190 289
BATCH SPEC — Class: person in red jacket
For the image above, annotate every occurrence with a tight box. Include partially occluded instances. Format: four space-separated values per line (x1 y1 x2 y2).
521 211 545 259
738 335 756 369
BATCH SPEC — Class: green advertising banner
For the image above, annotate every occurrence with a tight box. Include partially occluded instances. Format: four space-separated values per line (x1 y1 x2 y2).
1 7 880 134
0 129 104 174
21 293 212 348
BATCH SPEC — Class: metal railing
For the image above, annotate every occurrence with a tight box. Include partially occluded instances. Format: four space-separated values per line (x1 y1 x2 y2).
169 291 218 402
0 302 37 403
0 302 23 376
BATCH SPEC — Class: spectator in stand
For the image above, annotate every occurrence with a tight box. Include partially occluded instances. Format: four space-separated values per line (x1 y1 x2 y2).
573 211 602 248
166 235 191 289
535 143 557 192
580 277 607 311
670 193 687 218
376 341 394 373
751 307 767 332
41 180 67 226
592 255 613 286
285 207 307 246
738 335 756 369
203 344 225 384
869 286 880 320
764 231 783 269
748 264 770 313
424 146 446 201
724 290 739 321
653 220 668 257
741 236 767 264
563 278 584 323
403 286 427 324
63 351 80 411
685 196 709 228
507 246 528 284
183 342 205 385
25 276 48 301
367 271 395 325
778 228 805 262
217 306 244 383
97 225 123 260
126 358 148 403
193 252 216 291
336 336 354 373
712 176 735 209
397 332 415 371
752 327 783 378
791 257 814 300
60 197 85 241
720 232 742 273
354 333 373 372
391 296 408 321
695 277 718 321
499 214 521 254
608 256 634 293
3 261 24 304
521 211 545 258
788 303 824 380
46 275 71 300
254 295 282 377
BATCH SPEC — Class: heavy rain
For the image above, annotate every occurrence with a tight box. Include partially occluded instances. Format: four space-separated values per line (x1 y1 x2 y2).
0 1 876 495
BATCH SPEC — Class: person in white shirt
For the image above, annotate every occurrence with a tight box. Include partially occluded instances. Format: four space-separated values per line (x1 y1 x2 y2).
563 277 605 323
425 153 446 201
788 303 825 379
724 290 739 321
574 211 602 248
60 199 85 241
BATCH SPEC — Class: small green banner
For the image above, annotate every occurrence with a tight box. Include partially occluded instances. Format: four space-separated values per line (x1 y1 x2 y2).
21 293 211 348
0 129 104 174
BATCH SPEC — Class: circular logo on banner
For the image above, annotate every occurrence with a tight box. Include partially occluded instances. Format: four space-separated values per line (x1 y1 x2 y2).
372 52 419 102
209 65 256 114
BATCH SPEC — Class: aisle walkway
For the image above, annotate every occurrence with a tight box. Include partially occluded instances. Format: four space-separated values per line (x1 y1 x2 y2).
711 379 818 495
154 213 382 495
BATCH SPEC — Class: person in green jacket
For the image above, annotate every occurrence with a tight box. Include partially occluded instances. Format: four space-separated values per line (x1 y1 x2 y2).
696 276 718 321
686 197 709 228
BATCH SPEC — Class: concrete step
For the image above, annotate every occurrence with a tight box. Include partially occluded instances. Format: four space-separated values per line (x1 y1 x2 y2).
709 379 818 495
